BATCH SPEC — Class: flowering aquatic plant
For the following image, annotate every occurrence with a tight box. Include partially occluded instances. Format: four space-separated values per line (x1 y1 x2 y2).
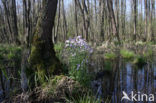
63 36 93 86
65 36 93 54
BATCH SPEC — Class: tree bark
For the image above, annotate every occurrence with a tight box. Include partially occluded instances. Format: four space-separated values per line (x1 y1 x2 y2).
133 0 137 41
76 0 89 41
151 0 155 41
2 0 13 43
55 0 61 43
62 0 68 41
10 0 20 44
144 0 148 41
23 0 31 47
121 0 126 40
74 0 79 36
107 0 120 44
100 0 105 41
29 0 62 83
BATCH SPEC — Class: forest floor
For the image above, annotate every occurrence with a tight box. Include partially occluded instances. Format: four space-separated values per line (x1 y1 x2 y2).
1 40 156 103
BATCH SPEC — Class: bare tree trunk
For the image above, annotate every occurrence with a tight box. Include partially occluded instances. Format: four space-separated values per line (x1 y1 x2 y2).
151 0 155 41
76 0 89 41
10 0 20 44
2 0 13 43
74 0 79 36
100 0 105 41
94 0 97 25
144 0 148 41
121 0 126 40
62 0 68 41
55 0 61 42
115 0 119 38
107 0 120 44
0 6 9 43
133 0 137 41
23 0 31 47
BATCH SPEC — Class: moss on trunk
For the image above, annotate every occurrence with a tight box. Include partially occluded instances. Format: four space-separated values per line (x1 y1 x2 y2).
28 0 62 84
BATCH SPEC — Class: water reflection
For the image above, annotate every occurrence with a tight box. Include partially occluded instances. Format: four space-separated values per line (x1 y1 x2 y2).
0 66 20 102
90 53 156 103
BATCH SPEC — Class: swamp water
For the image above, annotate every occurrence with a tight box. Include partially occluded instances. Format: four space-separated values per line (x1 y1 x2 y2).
0 52 156 103
90 53 156 103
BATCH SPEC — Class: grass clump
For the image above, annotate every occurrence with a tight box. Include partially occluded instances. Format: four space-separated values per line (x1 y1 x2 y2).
42 75 64 95
66 93 100 103
41 75 85 102
143 48 153 58
133 56 146 67
54 42 64 58
120 49 135 59
0 44 22 67
104 52 117 60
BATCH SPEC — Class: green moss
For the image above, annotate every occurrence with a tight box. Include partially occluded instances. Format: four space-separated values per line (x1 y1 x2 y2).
133 56 146 67
28 35 62 84
120 49 135 59
104 52 117 60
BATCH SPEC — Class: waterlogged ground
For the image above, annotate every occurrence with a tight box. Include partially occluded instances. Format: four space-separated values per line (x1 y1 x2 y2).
0 41 156 103
90 53 156 103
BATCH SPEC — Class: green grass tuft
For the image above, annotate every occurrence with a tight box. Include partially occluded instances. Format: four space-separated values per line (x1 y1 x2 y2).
66 93 101 103
120 49 135 59
104 52 117 60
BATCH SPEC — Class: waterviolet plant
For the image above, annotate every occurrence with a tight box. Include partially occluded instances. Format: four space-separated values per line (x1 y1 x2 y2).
64 36 93 86
65 36 93 53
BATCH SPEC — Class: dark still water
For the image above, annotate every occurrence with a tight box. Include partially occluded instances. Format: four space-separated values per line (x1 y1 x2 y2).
0 53 156 103
90 53 156 103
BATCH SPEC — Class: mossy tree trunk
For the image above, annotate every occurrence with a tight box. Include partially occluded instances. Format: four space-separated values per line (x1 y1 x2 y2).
29 0 62 83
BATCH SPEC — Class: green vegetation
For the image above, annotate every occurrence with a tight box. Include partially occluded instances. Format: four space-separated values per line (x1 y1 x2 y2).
120 49 135 59
0 44 22 68
104 60 113 71
42 75 65 96
0 0 156 102
28 35 62 84
143 48 153 58
133 56 146 66
68 50 92 87
54 42 64 58
41 75 86 102
0 45 22 97
104 52 117 60
66 93 100 103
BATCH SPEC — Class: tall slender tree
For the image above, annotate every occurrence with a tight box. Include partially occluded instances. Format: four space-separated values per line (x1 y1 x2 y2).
107 0 120 43
133 0 137 41
10 0 20 44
